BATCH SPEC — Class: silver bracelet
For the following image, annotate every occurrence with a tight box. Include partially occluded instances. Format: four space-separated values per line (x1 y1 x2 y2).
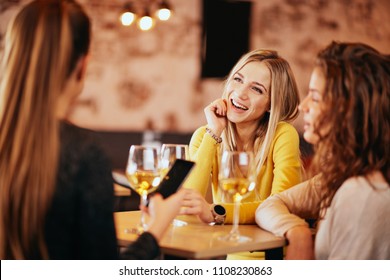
205 127 222 144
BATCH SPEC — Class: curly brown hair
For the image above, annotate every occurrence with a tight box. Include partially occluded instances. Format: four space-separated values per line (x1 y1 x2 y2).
308 42 390 217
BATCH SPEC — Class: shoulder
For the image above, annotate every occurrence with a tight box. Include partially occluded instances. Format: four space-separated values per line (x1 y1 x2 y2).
275 121 299 137
335 177 372 196
60 121 104 155
193 125 207 137
330 175 390 224
57 122 113 206
333 176 390 206
329 176 390 224
329 178 360 208
190 125 207 142
59 121 111 175
60 121 98 146
272 121 299 147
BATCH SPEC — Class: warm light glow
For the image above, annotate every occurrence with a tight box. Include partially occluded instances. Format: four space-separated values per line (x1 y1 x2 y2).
120 12 135 26
120 1 173 31
138 15 154 31
157 8 171 21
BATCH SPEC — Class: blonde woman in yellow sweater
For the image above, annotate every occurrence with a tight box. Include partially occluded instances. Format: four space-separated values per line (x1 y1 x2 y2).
182 49 302 259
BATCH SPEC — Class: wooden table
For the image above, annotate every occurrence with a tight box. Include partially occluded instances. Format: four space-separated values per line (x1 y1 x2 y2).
114 211 285 259
114 183 131 197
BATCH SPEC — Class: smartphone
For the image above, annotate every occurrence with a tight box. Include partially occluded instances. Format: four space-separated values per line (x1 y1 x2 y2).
154 159 195 199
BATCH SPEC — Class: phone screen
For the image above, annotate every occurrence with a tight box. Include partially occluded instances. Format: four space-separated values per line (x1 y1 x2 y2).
155 159 195 199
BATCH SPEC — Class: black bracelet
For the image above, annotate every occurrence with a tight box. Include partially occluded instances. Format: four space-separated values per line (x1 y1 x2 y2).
205 127 222 144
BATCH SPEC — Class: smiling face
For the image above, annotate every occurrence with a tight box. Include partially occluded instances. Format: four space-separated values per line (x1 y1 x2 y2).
226 61 271 127
299 67 327 144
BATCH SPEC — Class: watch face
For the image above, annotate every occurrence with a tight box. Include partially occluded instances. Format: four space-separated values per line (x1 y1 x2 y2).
214 205 226 215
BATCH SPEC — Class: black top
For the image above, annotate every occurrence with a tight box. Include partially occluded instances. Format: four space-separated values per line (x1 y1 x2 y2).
43 122 160 260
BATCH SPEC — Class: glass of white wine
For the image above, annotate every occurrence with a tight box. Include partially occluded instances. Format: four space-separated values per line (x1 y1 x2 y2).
160 144 189 172
126 145 161 234
218 150 256 243
160 144 190 227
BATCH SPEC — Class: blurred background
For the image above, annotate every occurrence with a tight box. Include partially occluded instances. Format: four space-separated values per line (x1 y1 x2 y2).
1 0 389 169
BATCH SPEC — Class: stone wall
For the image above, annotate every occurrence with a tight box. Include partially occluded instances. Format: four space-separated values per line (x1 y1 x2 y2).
1 0 389 133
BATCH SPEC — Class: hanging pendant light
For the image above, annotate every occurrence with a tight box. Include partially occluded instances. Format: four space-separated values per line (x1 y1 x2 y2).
138 8 154 31
119 0 173 31
156 0 172 21
120 3 136 26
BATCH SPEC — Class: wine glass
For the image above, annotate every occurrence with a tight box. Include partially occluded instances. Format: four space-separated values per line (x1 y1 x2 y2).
160 144 190 227
126 145 161 234
218 151 256 243
160 144 189 174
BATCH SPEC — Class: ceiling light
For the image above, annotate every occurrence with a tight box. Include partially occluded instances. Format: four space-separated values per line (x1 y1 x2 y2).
120 0 173 31
156 0 172 21
120 3 136 26
138 9 154 31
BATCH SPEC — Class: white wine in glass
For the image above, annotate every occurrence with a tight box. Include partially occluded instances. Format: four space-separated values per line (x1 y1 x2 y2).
126 145 161 234
218 151 256 242
160 144 190 227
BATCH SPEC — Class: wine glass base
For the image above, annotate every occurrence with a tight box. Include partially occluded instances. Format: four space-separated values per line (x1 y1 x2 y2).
218 234 252 243
124 224 146 235
172 219 188 227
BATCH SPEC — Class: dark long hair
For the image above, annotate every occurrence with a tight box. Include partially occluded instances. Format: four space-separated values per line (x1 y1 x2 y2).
309 42 390 217
0 0 91 259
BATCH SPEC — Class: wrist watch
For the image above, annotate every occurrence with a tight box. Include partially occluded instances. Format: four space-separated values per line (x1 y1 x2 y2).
211 204 226 225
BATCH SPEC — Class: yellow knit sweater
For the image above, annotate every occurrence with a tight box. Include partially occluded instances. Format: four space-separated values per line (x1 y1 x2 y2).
184 121 302 225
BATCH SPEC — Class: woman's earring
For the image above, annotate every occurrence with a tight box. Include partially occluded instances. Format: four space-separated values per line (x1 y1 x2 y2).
77 70 82 81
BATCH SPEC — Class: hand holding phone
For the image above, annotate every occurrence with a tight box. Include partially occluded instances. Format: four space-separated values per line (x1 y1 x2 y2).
149 159 195 203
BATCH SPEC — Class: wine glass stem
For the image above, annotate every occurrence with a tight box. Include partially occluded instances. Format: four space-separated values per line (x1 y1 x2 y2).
140 193 148 230
230 195 241 240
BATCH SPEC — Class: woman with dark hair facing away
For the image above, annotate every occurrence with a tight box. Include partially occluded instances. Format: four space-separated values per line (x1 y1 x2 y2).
0 0 185 260
256 41 390 259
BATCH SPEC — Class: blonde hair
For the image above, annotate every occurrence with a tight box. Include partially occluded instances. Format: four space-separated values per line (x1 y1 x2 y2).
221 49 300 195
0 0 90 259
